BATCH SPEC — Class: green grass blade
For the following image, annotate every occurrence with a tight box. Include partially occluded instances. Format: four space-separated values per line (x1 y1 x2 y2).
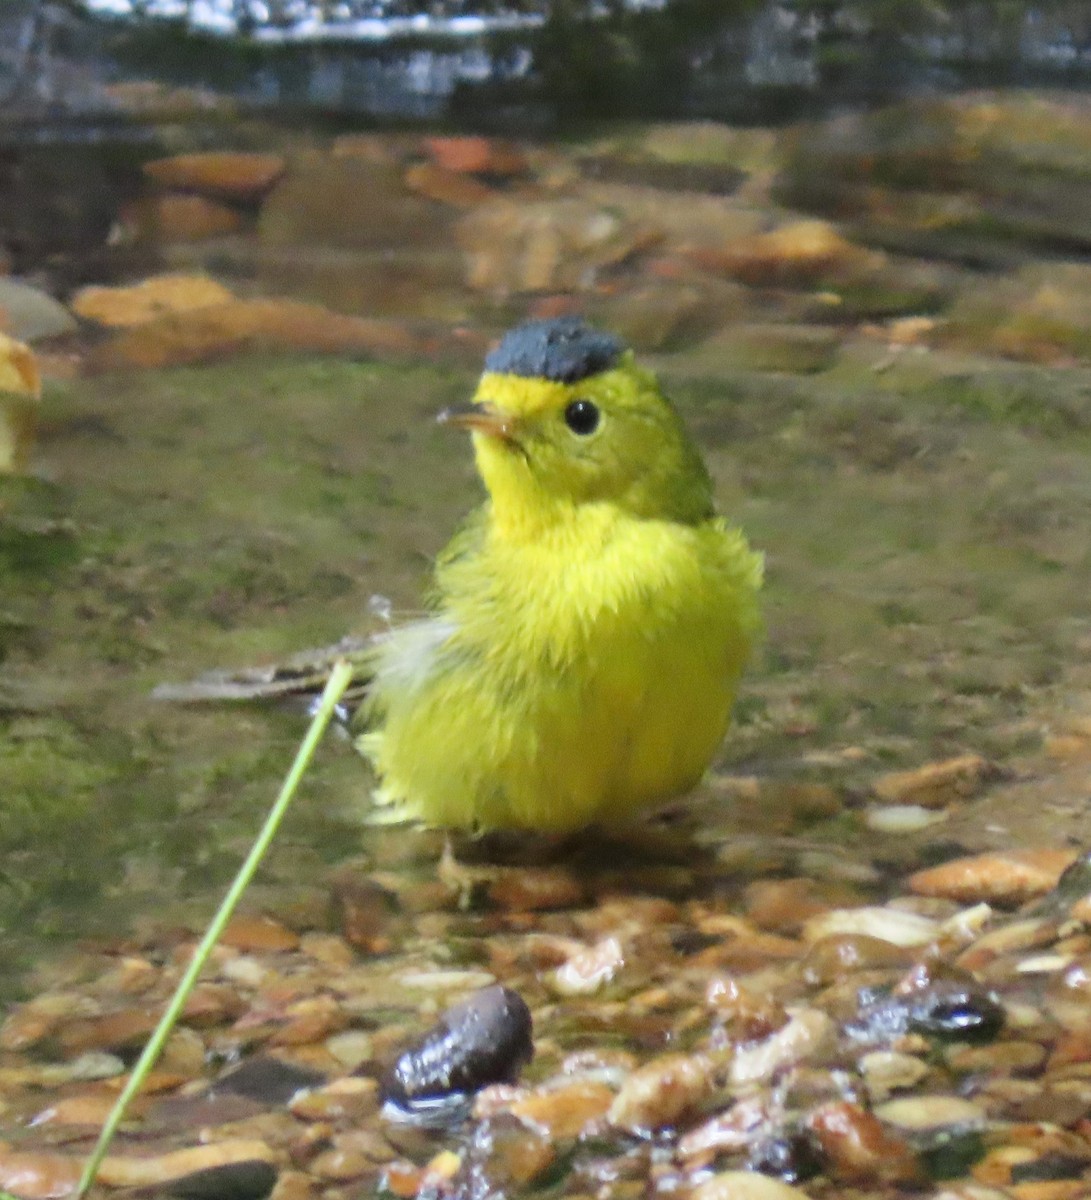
74 659 355 1199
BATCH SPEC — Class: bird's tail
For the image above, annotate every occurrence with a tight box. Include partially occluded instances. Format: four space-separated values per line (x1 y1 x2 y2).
152 635 376 723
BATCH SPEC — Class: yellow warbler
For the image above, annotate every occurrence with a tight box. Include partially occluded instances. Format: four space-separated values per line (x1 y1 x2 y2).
358 317 762 831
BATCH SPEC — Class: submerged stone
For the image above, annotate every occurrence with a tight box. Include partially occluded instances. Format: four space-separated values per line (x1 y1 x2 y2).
382 985 533 1119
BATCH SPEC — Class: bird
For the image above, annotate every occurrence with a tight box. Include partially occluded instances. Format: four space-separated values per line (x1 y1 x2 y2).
157 317 762 833
355 316 762 832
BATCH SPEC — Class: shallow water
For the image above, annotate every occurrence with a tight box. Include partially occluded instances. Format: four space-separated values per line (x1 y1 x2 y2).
4 329 1091 993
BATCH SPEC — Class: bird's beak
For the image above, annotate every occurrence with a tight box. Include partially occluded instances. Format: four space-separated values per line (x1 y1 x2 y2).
437 402 516 441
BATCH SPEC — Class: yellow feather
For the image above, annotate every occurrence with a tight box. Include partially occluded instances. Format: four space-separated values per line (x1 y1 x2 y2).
356 331 762 832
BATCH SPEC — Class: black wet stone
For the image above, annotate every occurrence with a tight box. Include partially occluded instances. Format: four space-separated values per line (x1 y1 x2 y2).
746 1127 824 1183
381 985 533 1115
484 318 624 384
156 1160 278 1200
916 1128 987 1181
1009 1153 1091 1183
851 980 1004 1045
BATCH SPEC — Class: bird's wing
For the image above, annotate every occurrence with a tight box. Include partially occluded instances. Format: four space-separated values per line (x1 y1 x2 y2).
151 635 376 711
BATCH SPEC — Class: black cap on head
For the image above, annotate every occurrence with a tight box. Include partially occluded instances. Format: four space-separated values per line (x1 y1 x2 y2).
484 318 625 384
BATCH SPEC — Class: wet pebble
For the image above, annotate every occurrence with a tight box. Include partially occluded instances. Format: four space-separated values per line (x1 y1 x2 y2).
730 1010 835 1086
268 995 347 1047
381 985 533 1114
807 1100 922 1184
212 1056 327 1105
800 933 912 985
607 1052 713 1133
691 1170 815 1200
909 849 1079 906
875 1094 988 1130
330 874 398 954
487 865 587 911
289 1077 379 1123
221 916 301 953
0 1150 82 1198
872 754 994 808
803 905 941 947
0 994 91 1051
865 803 949 833
858 1050 929 1099
852 973 1005 1044
449 1114 556 1194
746 1127 824 1184
508 1079 615 1139
947 1039 1046 1075
323 1030 374 1070
551 935 626 995
96 1140 277 1189
742 878 862 935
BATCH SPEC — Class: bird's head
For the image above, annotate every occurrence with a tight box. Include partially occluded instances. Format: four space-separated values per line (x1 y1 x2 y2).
441 318 714 535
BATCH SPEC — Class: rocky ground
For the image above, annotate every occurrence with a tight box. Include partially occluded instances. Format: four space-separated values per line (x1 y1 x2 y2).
2 90 1091 1199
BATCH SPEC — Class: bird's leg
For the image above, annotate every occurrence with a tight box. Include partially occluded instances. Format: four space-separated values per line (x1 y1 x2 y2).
438 834 494 911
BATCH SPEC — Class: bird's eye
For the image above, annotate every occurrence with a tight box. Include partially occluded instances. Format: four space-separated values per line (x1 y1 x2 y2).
563 399 600 436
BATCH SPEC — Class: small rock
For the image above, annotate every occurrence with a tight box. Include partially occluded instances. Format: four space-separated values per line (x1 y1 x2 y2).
508 1079 614 1139
865 804 949 833
71 274 235 328
147 192 243 241
706 976 788 1041
331 874 397 954
269 995 347 1046
859 1051 929 1100
260 157 450 252
142 152 286 202
551 935 626 996
309 1146 371 1183
947 1040 1046 1075
0 278 78 342
808 1101 922 1184
699 219 881 287
743 878 860 935
875 1094 988 1130
324 1030 374 1070
31 1091 127 1127
290 1077 378 1123
487 866 586 911
299 933 356 968
222 915 301 953
96 1141 277 1190
872 754 994 808
382 985 533 1113
424 137 527 177
457 197 657 294
730 1010 836 1086
212 1055 327 1105
450 1114 554 1195
802 905 940 947
679 1097 774 1161
746 1128 824 1184
852 969 1005 1044
691 1170 814 1200
85 298 419 372
607 1053 712 1133
403 163 495 208
58 1006 159 1055
0 1150 82 1199
801 934 912 985
908 849 1079 905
